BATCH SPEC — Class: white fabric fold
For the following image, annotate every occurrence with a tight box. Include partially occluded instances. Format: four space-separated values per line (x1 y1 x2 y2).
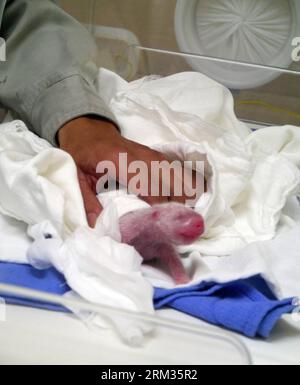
98 69 300 256
0 120 87 236
0 120 155 345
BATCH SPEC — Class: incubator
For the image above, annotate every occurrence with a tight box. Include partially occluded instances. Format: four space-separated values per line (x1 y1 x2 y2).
1 0 300 365
82 0 300 128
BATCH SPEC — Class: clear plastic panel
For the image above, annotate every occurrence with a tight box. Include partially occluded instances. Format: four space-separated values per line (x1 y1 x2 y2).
121 45 300 128
0 283 252 365
64 0 300 127
61 0 300 72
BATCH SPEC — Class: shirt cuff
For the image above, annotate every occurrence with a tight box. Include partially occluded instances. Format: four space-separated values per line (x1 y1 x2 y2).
29 73 118 146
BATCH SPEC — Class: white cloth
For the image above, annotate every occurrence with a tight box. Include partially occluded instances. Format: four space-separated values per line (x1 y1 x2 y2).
0 120 87 236
0 120 154 344
98 69 300 256
0 214 30 264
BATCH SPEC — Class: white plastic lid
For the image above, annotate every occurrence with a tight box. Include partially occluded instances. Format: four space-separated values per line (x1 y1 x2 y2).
175 0 300 89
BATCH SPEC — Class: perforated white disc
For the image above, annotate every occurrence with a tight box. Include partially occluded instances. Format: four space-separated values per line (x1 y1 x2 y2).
175 0 300 89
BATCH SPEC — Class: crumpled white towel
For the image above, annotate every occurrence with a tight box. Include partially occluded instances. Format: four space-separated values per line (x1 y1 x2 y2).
98 69 300 256
0 120 155 343
0 214 30 264
0 120 87 236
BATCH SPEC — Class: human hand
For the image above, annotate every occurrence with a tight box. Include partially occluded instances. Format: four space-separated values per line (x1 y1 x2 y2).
58 116 202 228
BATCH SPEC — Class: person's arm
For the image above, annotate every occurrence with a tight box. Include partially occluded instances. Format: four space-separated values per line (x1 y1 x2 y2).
0 0 201 228
0 0 117 145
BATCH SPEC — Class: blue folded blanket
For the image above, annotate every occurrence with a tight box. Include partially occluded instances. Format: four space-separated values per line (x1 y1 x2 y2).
0 263 69 312
0 262 295 338
154 278 294 338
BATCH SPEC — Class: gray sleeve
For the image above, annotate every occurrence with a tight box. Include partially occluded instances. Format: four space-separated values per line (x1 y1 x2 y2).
0 0 117 145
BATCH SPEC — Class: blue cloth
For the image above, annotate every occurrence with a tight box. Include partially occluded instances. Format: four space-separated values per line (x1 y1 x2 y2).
0 262 70 312
154 278 295 338
0 262 295 338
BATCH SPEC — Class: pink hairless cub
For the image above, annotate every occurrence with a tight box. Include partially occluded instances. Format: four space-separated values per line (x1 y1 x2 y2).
119 203 205 285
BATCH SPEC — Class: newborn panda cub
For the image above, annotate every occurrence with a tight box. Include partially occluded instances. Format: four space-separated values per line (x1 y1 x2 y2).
119 203 205 284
